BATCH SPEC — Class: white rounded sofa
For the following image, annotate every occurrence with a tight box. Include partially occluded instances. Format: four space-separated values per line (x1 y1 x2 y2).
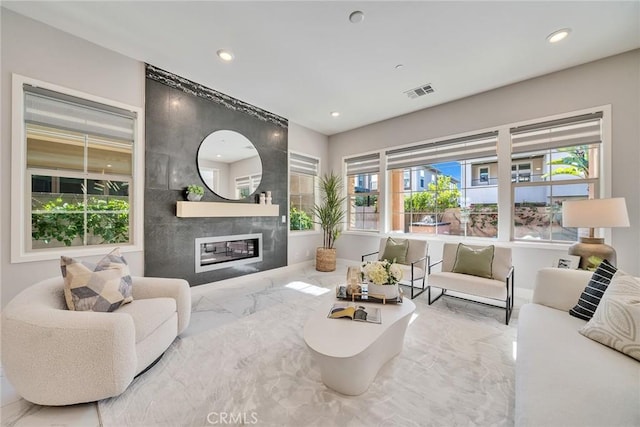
516 268 640 426
1 276 191 406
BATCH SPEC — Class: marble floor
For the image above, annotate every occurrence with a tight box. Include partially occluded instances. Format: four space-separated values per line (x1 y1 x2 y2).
1 261 524 427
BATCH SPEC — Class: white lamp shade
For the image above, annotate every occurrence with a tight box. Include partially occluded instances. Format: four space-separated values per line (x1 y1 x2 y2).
562 197 630 228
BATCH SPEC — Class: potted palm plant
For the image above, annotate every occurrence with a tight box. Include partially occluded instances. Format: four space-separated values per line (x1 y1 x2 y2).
313 172 346 272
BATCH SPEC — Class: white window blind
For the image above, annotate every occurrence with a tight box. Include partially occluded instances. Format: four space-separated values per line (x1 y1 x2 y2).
290 153 319 176
24 85 136 142
345 153 380 176
511 112 602 154
385 131 498 170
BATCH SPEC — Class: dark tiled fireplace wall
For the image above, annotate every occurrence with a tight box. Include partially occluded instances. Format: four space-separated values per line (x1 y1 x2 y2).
144 65 288 286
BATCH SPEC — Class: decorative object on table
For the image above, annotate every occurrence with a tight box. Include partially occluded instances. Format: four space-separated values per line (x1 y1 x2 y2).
266 191 272 205
562 197 630 269
327 302 381 324
552 254 580 269
361 259 403 299
186 184 204 201
259 192 266 204
336 284 404 304
313 172 346 272
345 265 361 296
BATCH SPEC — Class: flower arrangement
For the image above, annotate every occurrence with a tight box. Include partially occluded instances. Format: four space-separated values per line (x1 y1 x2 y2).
361 259 403 286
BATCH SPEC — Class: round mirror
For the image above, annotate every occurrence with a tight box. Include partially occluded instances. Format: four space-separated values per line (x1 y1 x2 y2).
196 130 262 200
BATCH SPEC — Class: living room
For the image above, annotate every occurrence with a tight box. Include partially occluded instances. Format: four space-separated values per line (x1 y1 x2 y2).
1 2 639 426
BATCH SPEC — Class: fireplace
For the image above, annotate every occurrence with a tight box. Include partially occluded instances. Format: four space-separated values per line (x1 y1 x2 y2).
195 234 262 273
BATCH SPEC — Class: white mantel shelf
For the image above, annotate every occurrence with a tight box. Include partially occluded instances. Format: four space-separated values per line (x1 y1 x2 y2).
176 201 280 218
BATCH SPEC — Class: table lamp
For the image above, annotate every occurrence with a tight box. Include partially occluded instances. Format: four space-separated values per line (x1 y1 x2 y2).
562 197 630 269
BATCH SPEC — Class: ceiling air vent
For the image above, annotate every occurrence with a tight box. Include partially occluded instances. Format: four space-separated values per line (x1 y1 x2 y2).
404 83 435 99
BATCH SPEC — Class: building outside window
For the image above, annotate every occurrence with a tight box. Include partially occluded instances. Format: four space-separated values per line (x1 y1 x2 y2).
24 84 136 252
386 132 499 238
511 112 602 242
289 152 319 231
346 153 380 231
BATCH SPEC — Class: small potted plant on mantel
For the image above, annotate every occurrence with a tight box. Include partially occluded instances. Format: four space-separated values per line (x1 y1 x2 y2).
313 172 346 272
186 184 204 201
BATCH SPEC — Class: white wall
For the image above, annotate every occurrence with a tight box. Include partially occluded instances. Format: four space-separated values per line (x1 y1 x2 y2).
329 50 640 289
1 10 145 306
287 122 329 265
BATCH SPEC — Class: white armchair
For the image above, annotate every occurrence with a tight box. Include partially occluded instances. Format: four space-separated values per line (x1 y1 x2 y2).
427 243 514 324
362 237 429 299
1 276 191 406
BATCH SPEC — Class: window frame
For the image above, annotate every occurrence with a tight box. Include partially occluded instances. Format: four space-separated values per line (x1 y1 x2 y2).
345 152 382 233
288 151 320 233
11 74 144 263
510 113 604 243
341 105 611 247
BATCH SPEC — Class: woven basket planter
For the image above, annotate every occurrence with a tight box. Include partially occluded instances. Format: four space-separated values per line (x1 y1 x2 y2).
316 248 337 272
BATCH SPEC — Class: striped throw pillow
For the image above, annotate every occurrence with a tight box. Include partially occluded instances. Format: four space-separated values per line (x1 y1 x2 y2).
569 259 617 321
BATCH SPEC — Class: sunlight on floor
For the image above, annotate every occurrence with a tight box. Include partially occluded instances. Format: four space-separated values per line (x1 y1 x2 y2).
512 341 518 360
285 281 331 296
409 312 419 325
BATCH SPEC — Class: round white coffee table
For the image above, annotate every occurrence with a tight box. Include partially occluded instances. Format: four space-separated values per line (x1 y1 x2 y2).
303 298 416 395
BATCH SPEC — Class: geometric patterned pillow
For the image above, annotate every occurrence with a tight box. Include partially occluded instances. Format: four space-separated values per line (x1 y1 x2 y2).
61 248 133 312
569 259 617 321
579 271 640 362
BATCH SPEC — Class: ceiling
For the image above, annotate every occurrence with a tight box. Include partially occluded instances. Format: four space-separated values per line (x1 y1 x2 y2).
3 1 639 136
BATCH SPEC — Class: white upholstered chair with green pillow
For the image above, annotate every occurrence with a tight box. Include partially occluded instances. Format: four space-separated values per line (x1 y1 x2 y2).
428 242 514 324
1 275 191 406
362 237 429 299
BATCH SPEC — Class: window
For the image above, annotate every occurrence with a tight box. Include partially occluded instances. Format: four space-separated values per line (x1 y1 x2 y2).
511 162 532 182
289 153 319 231
346 153 380 231
235 174 261 198
511 112 602 242
12 76 142 262
479 167 489 184
386 132 499 238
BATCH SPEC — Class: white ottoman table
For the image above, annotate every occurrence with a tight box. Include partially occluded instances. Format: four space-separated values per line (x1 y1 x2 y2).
303 298 416 395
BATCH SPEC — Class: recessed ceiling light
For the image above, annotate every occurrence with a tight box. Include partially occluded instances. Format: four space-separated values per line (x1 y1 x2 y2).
216 49 234 62
349 10 364 24
330 111 340 117
216 154 222 158
547 28 571 44
106 164 112 168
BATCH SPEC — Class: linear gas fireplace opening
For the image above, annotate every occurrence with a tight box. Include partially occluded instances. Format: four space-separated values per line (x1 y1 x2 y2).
195 233 263 273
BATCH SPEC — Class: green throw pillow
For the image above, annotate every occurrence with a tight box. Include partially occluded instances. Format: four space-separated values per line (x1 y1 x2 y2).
381 237 409 264
452 243 495 279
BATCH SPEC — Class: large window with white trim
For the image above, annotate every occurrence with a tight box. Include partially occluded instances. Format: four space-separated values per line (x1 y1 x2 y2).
340 107 607 244
386 132 499 238
19 83 138 254
511 112 602 242
289 152 319 231
346 154 380 231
